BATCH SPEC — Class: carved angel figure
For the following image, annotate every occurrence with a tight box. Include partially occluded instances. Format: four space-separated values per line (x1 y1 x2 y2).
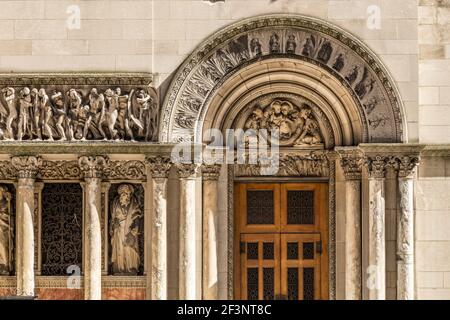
110 184 142 275
294 107 323 146
0 186 12 275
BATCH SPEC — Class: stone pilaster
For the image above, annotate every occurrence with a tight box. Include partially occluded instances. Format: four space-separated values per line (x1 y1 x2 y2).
176 163 200 300
201 164 221 300
11 156 41 297
79 156 108 300
339 149 363 300
364 155 388 300
393 155 420 300
146 156 172 300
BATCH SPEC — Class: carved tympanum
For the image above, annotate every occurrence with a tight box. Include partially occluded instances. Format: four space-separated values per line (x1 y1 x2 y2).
243 100 323 147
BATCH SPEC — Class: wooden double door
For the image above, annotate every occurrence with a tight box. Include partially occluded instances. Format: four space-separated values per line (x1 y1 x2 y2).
234 183 328 300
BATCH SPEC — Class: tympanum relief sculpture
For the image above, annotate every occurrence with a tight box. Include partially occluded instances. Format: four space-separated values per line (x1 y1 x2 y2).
243 99 323 147
0 185 13 275
109 184 144 275
0 86 157 142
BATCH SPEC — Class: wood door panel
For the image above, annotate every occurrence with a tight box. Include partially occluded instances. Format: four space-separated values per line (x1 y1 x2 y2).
234 182 328 300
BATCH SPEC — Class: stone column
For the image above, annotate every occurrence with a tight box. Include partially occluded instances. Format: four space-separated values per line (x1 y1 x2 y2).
202 164 221 300
176 163 200 300
79 156 108 300
146 156 171 300
364 156 388 300
11 156 41 297
339 150 363 300
395 155 419 300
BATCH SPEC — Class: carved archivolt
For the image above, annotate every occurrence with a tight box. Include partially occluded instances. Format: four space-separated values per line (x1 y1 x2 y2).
160 14 405 144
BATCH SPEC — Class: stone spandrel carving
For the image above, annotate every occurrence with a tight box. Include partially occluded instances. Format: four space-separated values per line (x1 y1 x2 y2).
109 184 144 275
242 99 323 147
0 85 158 142
0 185 13 275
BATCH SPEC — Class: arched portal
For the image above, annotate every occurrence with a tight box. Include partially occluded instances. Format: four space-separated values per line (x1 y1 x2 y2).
160 14 408 300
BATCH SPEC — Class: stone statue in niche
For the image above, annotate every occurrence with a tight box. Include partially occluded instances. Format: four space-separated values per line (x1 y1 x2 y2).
332 53 345 72
0 186 12 275
345 66 360 85
250 38 263 56
317 40 333 64
285 34 297 54
302 35 316 57
0 86 158 142
269 33 281 53
110 184 143 275
243 99 323 147
355 67 375 99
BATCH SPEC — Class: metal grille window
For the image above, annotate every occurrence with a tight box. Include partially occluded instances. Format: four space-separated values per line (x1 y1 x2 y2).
246 190 274 224
41 184 83 276
287 190 314 225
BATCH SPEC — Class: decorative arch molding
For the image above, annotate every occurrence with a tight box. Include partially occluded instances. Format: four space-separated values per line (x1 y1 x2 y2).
160 14 407 144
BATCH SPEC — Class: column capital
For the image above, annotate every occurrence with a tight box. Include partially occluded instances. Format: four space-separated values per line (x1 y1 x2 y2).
145 155 172 179
338 149 363 180
176 163 200 179
202 164 221 181
11 156 42 179
78 156 108 179
364 155 388 179
391 155 420 179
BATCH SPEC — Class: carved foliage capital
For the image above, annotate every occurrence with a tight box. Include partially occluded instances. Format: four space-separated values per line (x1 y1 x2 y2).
364 155 388 179
11 156 42 179
78 156 108 179
394 155 420 179
339 150 363 180
176 163 200 179
202 164 222 181
146 156 172 179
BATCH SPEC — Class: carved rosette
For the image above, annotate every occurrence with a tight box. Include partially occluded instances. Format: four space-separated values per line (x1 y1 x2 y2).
202 164 221 181
11 156 42 179
145 156 172 179
176 163 200 179
339 150 363 180
364 155 388 179
78 156 108 179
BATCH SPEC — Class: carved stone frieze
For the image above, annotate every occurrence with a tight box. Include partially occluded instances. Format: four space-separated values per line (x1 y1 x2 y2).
161 14 405 143
0 73 157 142
234 152 329 177
38 160 81 180
104 160 147 181
145 156 172 179
0 161 17 180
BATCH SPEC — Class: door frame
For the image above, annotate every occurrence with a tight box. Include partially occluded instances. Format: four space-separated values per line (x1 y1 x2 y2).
233 181 329 300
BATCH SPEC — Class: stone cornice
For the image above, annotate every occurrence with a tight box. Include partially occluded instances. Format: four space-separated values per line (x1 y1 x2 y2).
0 73 152 86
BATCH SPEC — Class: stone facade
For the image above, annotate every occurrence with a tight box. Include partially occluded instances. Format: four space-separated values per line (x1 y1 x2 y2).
0 0 448 301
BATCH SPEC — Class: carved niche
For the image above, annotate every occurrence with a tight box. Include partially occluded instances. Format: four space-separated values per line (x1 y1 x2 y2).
0 74 158 142
0 184 15 276
108 183 145 275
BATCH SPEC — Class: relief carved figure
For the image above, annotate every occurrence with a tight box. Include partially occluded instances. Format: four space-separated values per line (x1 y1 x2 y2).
0 86 158 142
110 184 143 275
285 34 297 54
243 99 323 147
0 186 13 275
